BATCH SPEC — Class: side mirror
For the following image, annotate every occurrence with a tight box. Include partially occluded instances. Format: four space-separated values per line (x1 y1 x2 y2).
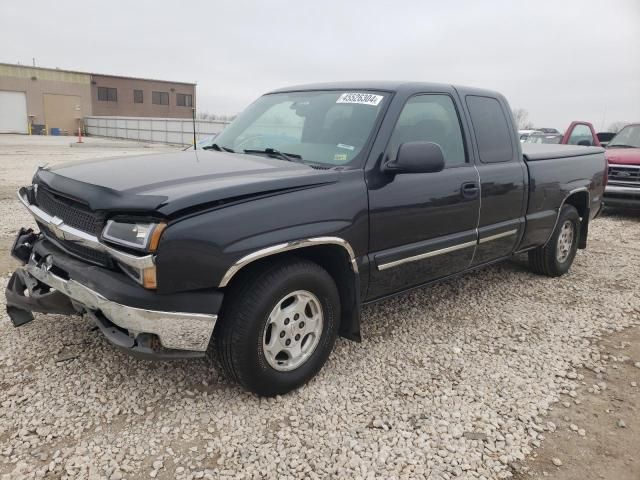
577 140 591 146
384 141 445 174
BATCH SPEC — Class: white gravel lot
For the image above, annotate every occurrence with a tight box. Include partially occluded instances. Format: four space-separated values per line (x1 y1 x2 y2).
0 135 639 479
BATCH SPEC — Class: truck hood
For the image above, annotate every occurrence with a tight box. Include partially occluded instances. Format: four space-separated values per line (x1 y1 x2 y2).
33 150 339 216
605 147 640 165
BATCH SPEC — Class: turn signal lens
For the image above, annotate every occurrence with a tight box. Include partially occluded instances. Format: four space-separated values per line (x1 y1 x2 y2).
142 267 157 289
148 222 167 252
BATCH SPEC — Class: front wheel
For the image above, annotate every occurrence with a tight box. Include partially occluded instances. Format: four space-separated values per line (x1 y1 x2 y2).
214 258 340 396
528 204 580 277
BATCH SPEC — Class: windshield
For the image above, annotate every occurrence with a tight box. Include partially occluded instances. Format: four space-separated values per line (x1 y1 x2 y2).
213 90 388 166
608 125 640 148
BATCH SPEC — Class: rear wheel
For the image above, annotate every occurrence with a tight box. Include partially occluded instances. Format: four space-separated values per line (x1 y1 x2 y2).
214 258 340 396
528 204 580 277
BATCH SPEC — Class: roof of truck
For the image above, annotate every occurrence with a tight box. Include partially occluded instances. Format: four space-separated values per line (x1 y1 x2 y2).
268 81 500 97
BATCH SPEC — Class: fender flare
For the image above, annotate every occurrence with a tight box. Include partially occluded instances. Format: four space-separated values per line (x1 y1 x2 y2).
543 187 590 247
218 236 362 342
218 236 358 288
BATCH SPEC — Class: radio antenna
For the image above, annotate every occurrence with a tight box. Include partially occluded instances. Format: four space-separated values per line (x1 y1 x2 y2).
192 107 197 150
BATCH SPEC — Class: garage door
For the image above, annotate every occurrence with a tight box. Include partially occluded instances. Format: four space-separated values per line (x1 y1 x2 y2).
0 91 28 134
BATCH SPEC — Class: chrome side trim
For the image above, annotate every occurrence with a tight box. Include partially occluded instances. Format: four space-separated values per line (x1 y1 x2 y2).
25 255 216 351
18 188 155 270
219 236 358 287
543 187 590 246
377 240 477 271
478 229 518 244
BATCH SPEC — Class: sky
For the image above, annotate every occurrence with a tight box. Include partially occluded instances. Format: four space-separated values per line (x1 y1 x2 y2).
1 0 638 130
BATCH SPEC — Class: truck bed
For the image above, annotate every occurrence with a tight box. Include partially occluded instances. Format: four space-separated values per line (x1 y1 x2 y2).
519 144 607 250
522 143 604 161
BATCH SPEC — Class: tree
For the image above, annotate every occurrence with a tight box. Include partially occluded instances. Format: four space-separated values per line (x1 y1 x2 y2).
512 108 534 130
198 111 222 121
607 121 627 133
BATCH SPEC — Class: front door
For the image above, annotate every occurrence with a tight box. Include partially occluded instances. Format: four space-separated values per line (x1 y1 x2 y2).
367 93 480 299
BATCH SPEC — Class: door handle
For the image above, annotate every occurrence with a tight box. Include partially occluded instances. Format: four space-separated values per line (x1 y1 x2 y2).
461 182 479 199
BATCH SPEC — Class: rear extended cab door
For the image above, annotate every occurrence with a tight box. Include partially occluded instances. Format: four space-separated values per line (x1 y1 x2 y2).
455 88 528 265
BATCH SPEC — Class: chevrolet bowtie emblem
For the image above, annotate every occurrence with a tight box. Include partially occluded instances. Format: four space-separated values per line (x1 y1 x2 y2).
49 216 66 241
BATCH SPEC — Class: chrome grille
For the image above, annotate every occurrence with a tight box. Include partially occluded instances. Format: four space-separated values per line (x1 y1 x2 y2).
35 187 104 235
608 164 640 187
34 186 109 266
38 222 111 266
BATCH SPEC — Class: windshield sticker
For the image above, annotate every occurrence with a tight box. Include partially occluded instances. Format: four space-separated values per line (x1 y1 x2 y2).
337 143 355 151
334 153 348 162
336 93 384 106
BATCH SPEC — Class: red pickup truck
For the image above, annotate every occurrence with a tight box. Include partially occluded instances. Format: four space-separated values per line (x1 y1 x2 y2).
524 121 601 147
561 121 601 147
523 121 640 208
604 123 640 208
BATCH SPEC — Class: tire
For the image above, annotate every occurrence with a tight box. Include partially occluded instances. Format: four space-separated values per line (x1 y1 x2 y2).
214 258 340 396
528 204 580 277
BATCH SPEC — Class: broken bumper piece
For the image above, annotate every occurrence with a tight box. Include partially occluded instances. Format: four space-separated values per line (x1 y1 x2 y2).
6 237 218 360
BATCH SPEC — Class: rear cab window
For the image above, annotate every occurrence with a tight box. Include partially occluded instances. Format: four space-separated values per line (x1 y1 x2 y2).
465 95 514 163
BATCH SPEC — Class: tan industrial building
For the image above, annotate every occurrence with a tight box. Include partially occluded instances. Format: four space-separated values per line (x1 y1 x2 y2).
0 63 196 134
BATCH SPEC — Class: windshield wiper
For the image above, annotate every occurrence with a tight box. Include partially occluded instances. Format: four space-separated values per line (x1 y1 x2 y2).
244 148 303 163
204 143 235 153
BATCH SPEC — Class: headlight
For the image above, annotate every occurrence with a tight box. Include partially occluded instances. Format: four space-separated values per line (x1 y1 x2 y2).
102 220 166 252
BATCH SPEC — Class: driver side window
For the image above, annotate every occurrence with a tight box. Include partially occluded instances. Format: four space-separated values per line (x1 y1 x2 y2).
388 94 467 167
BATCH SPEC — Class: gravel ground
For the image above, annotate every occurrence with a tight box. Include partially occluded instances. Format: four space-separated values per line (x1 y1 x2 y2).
516 326 640 479
0 135 639 479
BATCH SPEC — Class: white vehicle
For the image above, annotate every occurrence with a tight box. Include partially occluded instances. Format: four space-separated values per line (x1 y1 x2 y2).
518 129 540 142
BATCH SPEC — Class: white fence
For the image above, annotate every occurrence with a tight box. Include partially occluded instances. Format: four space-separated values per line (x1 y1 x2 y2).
85 116 231 145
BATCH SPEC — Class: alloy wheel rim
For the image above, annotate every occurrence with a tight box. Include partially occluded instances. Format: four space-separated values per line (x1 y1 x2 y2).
262 290 324 372
556 220 574 263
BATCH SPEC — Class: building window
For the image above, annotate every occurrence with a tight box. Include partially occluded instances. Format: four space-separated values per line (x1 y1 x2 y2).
177 93 193 107
152 91 169 105
97 87 117 102
133 89 143 104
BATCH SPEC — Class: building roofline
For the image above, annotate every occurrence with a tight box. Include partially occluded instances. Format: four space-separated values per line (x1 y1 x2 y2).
0 62 196 86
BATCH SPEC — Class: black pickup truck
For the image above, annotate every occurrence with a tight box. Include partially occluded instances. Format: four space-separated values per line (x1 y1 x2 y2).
6 82 607 396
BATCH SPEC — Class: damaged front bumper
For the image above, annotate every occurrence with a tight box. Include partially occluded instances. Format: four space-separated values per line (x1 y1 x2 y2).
6 232 219 360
